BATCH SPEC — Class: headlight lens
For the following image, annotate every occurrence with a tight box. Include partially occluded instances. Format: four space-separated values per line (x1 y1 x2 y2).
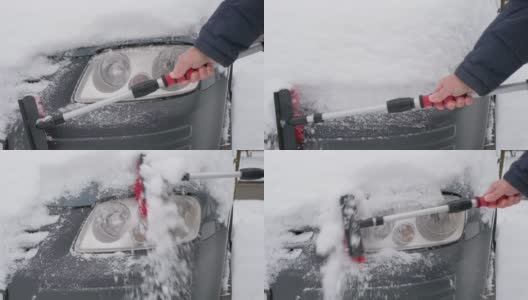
73 46 199 103
92 201 131 243
73 196 201 253
362 195 466 252
416 212 464 241
93 52 131 92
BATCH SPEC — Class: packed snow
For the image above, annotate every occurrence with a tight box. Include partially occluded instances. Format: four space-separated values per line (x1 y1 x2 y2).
232 200 264 300
0 150 236 298
496 67 528 149
265 151 498 298
232 53 264 150
264 0 499 146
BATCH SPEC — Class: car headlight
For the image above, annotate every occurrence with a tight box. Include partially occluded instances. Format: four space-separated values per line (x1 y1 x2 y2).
73 196 201 253
73 46 199 103
362 194 465 252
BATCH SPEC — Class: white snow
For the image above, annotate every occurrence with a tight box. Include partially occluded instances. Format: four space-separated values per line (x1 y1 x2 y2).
232 53 264 150
496 66 528 149
265 151 498 298
264 0 499 146
232 200 264 300
496 201 528 300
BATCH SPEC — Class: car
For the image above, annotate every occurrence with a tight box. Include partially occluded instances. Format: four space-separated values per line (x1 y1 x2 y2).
2 177 233 299
271 88 494 150
266 180 496 300
3 36 238 150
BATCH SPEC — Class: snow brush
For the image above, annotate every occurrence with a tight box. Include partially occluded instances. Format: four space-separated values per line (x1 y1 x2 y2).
274 80 528 149
340 192 518 263
18 40 264 150
133 154 263 219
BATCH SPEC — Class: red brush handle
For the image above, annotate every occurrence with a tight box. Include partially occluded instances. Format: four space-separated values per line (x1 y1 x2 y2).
162 68 198 87
420 94 457 109
476 195 516 207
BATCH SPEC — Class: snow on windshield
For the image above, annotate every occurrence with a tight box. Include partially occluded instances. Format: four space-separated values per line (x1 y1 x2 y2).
265 151 498 297
264 0 499 142
0 0 221 139
0 150 235 291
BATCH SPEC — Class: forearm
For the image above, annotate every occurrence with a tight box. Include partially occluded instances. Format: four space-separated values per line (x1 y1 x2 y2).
504 152 528 197
195 0 264 67
455 1 528 96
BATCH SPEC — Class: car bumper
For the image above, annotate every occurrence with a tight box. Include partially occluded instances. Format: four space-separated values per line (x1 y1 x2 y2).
5 205 229 300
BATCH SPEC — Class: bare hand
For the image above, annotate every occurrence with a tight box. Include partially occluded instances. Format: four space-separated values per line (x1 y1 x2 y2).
429 74 474 111
170 47 215 83
483 179 522 208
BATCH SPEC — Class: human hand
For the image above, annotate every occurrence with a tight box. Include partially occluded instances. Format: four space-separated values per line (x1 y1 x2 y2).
170 47 215 83
483 179 522 208
429 74 474 110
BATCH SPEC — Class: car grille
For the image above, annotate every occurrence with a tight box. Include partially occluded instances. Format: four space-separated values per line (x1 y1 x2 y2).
303 109 457 150
298 274 456 300
47 124 192 150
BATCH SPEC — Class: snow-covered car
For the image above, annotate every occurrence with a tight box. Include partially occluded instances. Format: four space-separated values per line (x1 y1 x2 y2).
2 181 233 300
4 36 232 150
267 179 495 300
266 176 496 299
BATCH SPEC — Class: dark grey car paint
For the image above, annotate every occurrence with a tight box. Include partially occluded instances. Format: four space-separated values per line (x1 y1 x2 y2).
5 184 230 300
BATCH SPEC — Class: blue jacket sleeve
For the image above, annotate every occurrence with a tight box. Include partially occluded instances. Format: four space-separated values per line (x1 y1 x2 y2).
194 0 264 67
455 0 528 96
504 151 528 197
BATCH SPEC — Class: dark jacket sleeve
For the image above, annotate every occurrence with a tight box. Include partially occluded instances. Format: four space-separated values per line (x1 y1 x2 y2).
504 151 528 197
455 0 528 96
194 0 264 67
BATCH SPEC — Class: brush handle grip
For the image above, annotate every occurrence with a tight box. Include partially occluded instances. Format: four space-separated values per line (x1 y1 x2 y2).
240 168 265 180
419 94 457 109
476 195 514 207
162 68 199 87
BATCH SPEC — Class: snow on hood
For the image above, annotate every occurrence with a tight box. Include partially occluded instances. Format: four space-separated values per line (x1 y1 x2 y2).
264 0 499 142
265 151 498 296
0 150 235 291
0 0 221 139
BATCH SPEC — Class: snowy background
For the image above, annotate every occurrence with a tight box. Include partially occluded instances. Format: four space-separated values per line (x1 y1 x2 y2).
0 0 263 149
264 0 500 146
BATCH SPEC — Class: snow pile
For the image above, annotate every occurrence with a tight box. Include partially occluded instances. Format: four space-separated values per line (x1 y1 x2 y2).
232 200 264 300
134 151 234 299
265 151 498 297
0 0 221 139
264 0 499 145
